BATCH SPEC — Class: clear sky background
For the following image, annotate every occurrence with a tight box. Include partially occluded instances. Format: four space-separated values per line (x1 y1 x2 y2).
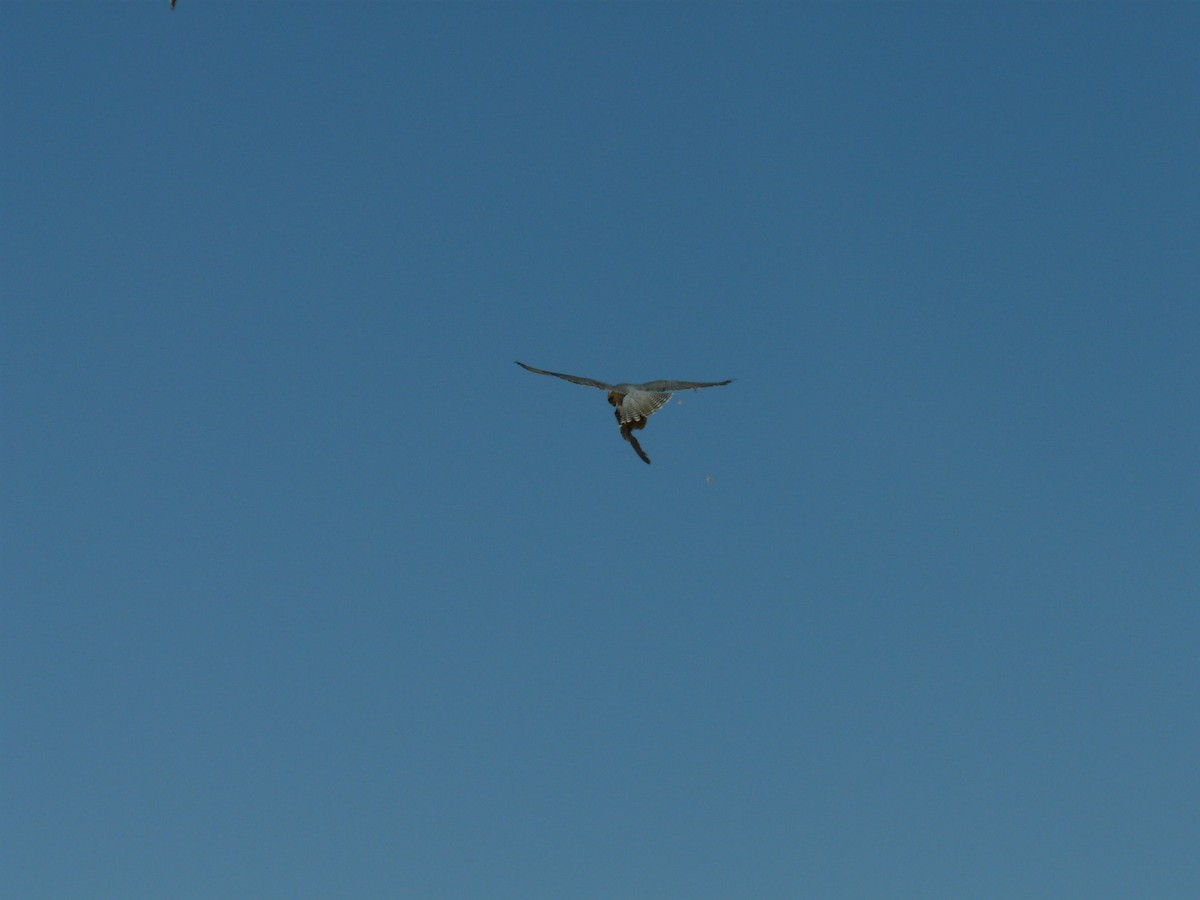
3 3 1197 897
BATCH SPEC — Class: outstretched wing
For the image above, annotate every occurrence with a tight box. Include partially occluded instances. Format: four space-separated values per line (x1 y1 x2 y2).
617 390 672 424
515 361 613 391
639 378 732 392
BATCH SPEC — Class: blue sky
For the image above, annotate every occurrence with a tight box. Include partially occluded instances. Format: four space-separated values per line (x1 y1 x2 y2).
3 3 1198 897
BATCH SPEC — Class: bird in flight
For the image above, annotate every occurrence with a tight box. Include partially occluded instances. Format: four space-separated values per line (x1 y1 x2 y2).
515 361 732 464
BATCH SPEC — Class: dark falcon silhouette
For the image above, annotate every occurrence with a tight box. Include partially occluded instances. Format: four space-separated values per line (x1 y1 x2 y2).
515 361 732 464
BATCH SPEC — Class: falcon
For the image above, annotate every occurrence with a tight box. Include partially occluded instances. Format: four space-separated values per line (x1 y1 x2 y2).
515 361 732 464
